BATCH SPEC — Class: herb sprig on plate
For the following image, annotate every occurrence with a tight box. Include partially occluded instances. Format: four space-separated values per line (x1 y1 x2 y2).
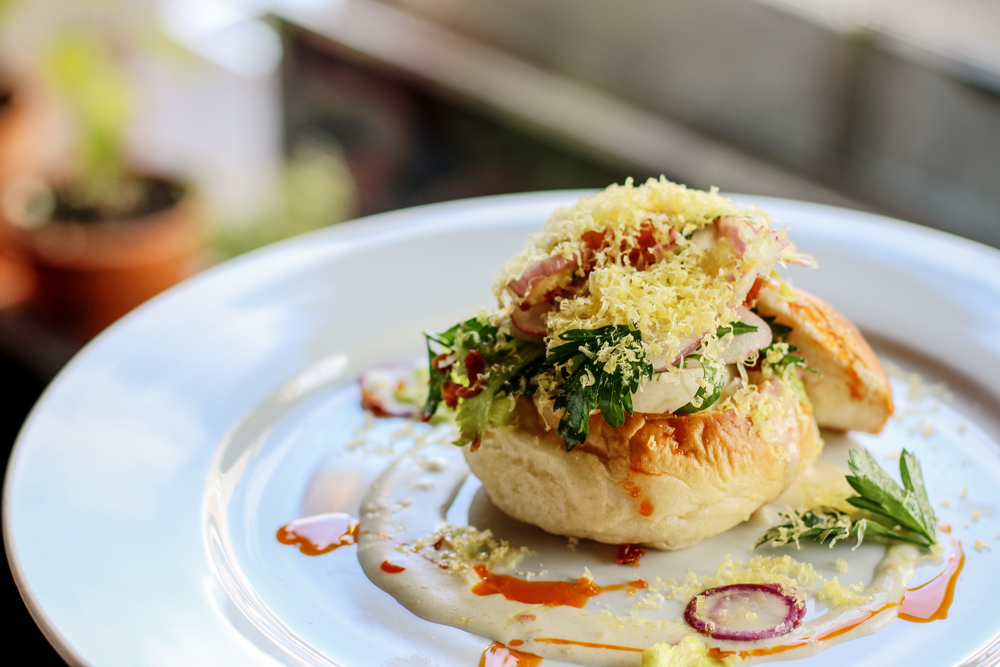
756 448 938 549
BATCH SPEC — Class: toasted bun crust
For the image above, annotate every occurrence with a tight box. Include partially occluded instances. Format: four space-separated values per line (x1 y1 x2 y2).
754 281 893 433
464 374 821 550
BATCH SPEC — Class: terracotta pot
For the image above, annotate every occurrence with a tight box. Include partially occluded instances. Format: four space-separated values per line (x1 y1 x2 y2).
12 182 202 341
0 83 60 198
0 80 63 309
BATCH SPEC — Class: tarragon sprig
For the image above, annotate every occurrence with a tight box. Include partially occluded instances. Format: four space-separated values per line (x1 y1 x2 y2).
756 448 938 549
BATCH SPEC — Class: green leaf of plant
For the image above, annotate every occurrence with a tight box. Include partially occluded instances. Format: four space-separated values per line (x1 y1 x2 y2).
899 449 937 540
845 449 929 536
673 355 725 415
757 449 938 550
716 321 758 337
422 316 544 439
453 344 544 447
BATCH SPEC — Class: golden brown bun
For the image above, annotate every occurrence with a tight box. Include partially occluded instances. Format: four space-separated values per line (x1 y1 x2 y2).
754 281 893 433
464 374 821 550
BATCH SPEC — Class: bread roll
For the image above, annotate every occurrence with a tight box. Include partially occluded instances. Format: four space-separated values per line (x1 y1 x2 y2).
754 281 892 433
464 373 821 550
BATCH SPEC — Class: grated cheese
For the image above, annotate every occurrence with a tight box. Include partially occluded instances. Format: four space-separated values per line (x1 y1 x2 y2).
641 636 737 667
493 178 796 366
660 553 870 609
413 524 531 574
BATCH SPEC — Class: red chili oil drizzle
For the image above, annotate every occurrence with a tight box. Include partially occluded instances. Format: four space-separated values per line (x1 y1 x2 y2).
899 538 964 622
470 564 650 607
621 480 654 516
534 637 644 653
380 561 405 574
478 641 542 667
616 544 646 566
471 564 600 608
601 579 648 597
276 513 359 556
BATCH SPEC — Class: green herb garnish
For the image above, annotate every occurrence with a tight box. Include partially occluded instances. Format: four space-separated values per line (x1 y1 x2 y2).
716 321 758 337
844 448 937 544
751 309 815 381
546 325 653 451
756 448 938 549
752 310 793 339
673 354 726 415
423 315 543 447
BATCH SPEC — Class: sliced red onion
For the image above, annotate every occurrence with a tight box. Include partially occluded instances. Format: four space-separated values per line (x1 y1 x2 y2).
716 216 748 255
701 217 765 313
507 255 577 299
684 584 804 642
510 301 550 336
716 306 773 364
649 332 705 371
359 366 422 418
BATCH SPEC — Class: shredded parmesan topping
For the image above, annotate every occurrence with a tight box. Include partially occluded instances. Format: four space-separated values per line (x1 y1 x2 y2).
413 524 531 574
642 636 736 667
639 553 871 611
493 178 796 365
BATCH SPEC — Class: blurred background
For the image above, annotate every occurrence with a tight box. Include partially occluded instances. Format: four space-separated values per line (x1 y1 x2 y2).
1 0 998 662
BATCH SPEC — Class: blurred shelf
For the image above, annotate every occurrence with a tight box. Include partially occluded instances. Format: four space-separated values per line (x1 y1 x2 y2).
274 0 1000 248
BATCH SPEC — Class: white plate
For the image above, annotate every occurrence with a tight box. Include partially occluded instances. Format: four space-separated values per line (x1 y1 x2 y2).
5 191 1000 666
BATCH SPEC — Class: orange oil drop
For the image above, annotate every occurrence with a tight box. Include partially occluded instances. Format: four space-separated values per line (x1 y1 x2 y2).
380 561 405 574
534 637 643 653
899 539 964 623
478 641 542 667
471 564 600 608
277 513 359 556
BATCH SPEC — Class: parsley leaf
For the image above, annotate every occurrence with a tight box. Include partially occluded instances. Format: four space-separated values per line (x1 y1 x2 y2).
749 309 814 378
756 448 938 549
546 325 652 451
845 448 937 544
763 343 815 377
716 321 758 337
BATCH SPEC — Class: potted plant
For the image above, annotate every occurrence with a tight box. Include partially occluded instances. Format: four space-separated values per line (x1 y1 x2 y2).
0 76 38 309
2 32 201 341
